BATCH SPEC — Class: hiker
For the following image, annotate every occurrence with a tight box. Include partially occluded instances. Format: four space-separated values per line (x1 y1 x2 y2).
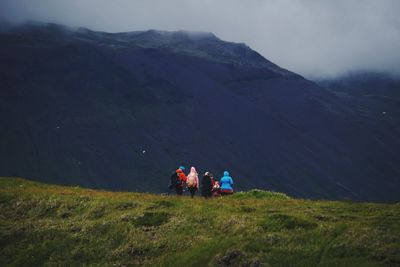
186 167 199 198
219 171 234 195
212 180 221 197
201 172 213 198
169 166 187 195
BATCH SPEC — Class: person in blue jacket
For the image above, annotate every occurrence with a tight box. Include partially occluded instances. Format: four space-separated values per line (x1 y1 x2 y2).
219 171 234 195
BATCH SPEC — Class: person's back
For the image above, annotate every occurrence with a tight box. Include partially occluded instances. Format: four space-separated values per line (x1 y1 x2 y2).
186 167 199 198
201 172 213 198
171 166 187 195
220 171 234 195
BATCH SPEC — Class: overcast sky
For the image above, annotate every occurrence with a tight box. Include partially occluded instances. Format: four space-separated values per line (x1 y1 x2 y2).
1 0 399 78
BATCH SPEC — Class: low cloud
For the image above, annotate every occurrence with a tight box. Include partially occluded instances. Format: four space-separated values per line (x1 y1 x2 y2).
1 0 399 78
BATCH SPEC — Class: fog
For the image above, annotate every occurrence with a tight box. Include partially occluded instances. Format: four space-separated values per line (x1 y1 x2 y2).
1 0 399 78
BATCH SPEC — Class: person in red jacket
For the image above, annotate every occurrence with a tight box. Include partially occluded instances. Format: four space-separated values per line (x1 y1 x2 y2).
175 166 187 195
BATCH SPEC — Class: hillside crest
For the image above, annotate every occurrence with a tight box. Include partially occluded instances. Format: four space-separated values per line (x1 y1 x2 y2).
1 177 399 266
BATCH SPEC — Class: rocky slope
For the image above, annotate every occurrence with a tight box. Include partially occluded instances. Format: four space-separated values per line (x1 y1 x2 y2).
0 22 399 201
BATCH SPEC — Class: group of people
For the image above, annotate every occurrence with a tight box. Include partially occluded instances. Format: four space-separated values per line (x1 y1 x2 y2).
168 166 234 198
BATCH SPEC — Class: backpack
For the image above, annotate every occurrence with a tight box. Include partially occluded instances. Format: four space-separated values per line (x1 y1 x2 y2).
187 174 197 188
169 172 182 188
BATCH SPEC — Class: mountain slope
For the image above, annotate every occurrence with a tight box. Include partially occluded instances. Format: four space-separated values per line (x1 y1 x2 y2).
0 22 399 201
1 177 399 266
317 72 400 126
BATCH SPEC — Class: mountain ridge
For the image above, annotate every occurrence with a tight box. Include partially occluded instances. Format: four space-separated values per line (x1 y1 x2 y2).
1 22 296 75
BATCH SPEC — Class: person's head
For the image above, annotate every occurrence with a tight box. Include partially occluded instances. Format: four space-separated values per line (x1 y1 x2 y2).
179 166 185 171
224 171 230 176
190 167 196 173
204 171 210 176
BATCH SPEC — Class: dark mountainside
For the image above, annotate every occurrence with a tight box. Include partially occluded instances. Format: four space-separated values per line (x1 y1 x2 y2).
318 72 400 124
318 72 400 99
0 22 399 201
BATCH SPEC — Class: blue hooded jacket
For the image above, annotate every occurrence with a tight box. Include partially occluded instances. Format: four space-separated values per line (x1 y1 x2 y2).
220 171 233 191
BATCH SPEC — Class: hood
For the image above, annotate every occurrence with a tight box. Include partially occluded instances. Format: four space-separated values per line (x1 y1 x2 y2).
190 167 197 174
224 171 229 176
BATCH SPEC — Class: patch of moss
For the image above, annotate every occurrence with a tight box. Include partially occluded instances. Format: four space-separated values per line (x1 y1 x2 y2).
87 205 106 219
154 200 175 208
114 201 139 210
134 212 170 227
261 214 317 231
239 206 256 213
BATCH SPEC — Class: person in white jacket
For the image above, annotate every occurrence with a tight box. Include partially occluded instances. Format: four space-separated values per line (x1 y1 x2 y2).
186 167 199 198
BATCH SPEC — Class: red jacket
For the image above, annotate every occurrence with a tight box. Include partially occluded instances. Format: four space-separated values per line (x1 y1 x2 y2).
176 169 187 186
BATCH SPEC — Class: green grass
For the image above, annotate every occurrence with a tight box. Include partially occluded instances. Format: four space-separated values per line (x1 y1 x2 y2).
260 213 318 231
0 177 399 267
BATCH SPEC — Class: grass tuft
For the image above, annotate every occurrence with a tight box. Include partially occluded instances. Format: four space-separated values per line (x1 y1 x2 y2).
232 189 291 200
261 213 318 231
134 212 170 227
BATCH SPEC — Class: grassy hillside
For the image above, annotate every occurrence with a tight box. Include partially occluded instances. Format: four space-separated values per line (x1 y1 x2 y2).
0 177 399 267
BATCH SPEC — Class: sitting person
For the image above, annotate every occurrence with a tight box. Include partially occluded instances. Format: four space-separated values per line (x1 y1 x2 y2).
212 180 221 197
201 172 213 198
219 171 234 195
